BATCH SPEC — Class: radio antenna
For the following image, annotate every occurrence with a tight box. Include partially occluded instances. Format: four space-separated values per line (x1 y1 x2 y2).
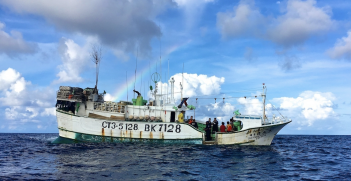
159 37 162 101
134 47 138 99
167 58 169 103
126 71 128 101
90 44 102 94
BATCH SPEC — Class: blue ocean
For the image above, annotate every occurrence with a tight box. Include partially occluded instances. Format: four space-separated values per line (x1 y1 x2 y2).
0 134 350 180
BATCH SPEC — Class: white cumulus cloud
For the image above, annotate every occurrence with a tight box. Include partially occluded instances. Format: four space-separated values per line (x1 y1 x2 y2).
53 38 92 84
104 93 114 102
0 68 23 91
172 73 225 100
0 68 56 131
270 91 336 126
237 97 262 115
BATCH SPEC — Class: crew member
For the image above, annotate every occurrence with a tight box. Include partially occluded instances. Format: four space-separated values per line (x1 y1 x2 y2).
191 119 198 129
208 118 212 129
188 116 194 124
227 122 232 132
178 111 184 123
212 118 219 133
220 122 226 132
205 121 212 140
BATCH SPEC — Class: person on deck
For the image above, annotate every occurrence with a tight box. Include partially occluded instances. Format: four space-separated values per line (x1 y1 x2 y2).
205 121 212 141
227 122 232 132
191 119 198 129
188 116 194 124
178 111 184 123
208 118 212 130
230 118 234 129
212 118 219 133
220 122 226 132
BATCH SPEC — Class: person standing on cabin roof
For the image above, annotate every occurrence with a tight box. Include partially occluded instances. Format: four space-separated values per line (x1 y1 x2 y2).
220 122 226 132
227 122 232 132
178 111 184 123
191 119 198 128
212 118 219 133
188 116 194 124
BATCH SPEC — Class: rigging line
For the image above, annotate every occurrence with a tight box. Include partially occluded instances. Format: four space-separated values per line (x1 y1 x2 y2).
191 91 262 98
188 96 259 100
157 91 181 96
268 101 286 120
220 90 262 93
237 103 264 104
194 93 261 98
126 71 128 102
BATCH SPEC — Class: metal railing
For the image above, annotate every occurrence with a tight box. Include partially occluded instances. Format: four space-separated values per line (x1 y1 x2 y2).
93 102 126 113
262 116 290 125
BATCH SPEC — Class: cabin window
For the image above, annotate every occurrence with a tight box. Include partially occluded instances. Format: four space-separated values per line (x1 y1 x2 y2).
170 112 175 122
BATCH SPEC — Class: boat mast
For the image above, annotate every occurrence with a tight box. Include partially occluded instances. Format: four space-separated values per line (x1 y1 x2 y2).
170 77 175 103
262 83 266 122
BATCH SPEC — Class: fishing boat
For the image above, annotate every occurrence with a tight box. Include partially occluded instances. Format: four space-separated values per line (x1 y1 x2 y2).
54 75 291 145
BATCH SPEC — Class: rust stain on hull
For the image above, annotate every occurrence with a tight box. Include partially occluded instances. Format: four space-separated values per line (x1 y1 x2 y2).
110 129 113 142
150 132 153 139
140 131 142 138
102 128 105 142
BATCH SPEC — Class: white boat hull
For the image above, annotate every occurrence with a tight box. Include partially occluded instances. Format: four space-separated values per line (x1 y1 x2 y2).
216 121 290 145
56 110 290 145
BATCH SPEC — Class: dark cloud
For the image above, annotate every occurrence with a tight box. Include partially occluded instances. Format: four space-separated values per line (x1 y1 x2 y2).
279 55 301 71
1 0 175 59
244 47 256 61
327 30 351 60
0 22 37 56
217 0 333 47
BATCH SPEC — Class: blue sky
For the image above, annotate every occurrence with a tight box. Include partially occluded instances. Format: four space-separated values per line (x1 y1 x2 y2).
0 0 350 134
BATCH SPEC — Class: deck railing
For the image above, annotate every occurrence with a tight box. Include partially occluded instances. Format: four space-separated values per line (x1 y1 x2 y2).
93 102 126 113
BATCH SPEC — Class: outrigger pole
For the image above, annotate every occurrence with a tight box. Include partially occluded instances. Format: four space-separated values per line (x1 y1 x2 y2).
180 63 184 102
